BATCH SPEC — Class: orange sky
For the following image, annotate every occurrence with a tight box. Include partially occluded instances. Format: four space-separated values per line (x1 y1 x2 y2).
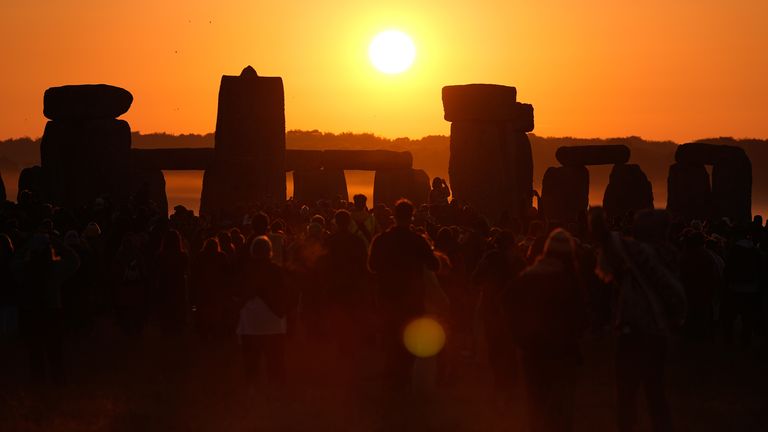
1 0 767 142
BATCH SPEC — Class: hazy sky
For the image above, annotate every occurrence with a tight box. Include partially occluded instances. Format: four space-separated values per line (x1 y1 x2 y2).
1 0 767 141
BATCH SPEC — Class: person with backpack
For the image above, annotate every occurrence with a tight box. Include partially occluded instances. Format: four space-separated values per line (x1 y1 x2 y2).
505 229 587 431
237 236 291 392
591 208 686 432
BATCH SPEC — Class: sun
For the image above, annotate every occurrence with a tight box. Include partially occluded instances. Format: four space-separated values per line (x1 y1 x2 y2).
369 30 416 74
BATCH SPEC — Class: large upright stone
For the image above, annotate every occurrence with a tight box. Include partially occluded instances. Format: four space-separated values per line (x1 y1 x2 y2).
443 83 534 223
603 164 654 219
44 85 133 120
293 169 348 204
673 143 751 223
712 151 751 224
40 119 132 208
17 166 49 202
373 168 430 206
541 165 589 223
666 163 712 220
201 66 286 217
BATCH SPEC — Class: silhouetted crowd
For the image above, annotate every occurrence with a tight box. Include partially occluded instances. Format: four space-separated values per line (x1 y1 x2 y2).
1 179 767 432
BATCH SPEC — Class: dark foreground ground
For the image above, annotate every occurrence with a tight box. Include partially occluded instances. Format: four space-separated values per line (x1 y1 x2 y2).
1 319 766 432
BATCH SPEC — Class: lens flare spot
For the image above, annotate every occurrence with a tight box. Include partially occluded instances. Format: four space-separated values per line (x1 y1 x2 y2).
403 317 446 358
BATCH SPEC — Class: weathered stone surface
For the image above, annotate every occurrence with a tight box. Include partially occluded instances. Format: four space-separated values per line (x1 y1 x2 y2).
130 148 215 171
712 157 752 223
373 168 430 206
442 84 518 122
509 103 535 133
17 166 49 202
293 169 348 204
127 167 168 215
666 163 712 220
675 142 739 165
40 119 132 208
201 66 286 216
285 149 412 172
201 158 287 218
214 67 285 164
603 164 654 219
44 85 133 120
541 165 589 222
285 150 324 171
449 122 532 222
556 145 630 167
674 143 751 222
320 150 413 171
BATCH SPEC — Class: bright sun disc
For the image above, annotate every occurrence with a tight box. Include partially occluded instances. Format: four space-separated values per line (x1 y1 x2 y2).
369 30 416 74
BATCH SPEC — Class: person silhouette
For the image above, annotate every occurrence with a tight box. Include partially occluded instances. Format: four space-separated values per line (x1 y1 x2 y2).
368 199 440 394
506 228 586 432
237 236 289 392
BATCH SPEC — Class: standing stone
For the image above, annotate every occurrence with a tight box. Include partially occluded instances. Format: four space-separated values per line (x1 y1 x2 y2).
373 168 430 206
201 66 286 217
40 119 132 208
666 163 712 220
603 164 653 219
293 169 348 204
17 166 49 202
541 165 589 223
128 167 168 215
443 84 534 223
674 143 752 223
711 149 751 224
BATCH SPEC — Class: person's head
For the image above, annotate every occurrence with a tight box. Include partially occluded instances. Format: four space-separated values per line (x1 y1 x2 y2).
249 235 272 261
201 237 221 254
64 230 81 247
334 209 353 231
353 194 367 210
541 228 576 268
310 214 325 226
432 177 443 189
161 229 183 254
251 212 270 236
271 219 286 234
230 228 245 247
82 222 101 239
394 199 414 227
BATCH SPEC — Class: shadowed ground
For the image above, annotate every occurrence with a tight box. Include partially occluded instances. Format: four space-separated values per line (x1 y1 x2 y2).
1 318 765 432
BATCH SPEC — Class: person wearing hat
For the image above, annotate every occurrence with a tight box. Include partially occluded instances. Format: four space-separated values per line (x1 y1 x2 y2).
506 228 587 432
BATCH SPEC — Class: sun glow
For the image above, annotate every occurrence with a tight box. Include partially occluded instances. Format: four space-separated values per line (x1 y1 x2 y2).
368 30 416 74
